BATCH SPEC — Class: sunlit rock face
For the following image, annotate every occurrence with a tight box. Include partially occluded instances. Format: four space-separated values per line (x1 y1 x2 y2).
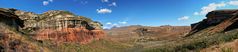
14 10 103 33
30 11 104 44
32 16 104 44
189 9 238 35
2 8 105 44
35 27 104 44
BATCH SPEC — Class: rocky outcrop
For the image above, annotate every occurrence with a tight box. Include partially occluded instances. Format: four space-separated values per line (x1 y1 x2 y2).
0 8 50 52
0 8 105 44
30 10 104 44
189 9 238 35
14 10 39 32
14 10 103 33
0 8 24 31
35 27 104 44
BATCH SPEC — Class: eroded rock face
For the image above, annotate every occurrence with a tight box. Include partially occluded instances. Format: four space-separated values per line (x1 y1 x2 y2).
14 10 103 33
189 9 238 35
0 8 24 31
0 8 48 52
35 27 104 44
1 8 105 44
28 10 104 44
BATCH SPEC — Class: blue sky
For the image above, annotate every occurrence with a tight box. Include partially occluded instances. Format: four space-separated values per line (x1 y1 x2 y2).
1 0 238 29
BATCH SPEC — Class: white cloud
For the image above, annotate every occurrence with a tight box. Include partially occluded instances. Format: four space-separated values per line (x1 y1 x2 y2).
109 2 117 7
228 1 238 6
194 1 238 15
119 21 127 24
97 8 112 14
112 23 119 26
106 22 112 25
43 1 49 6
178 16 189 20
103 26 109 29
103 21 128 29
199 2 226 15
103 23 119 29
194 12 199 15
49 0 53 2
101 0 109 2
43 0 53 6
103 26 111 29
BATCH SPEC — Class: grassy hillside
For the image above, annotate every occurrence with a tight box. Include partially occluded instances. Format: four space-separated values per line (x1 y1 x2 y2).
38 39 131 52
143 27 238 52
0 24 51 52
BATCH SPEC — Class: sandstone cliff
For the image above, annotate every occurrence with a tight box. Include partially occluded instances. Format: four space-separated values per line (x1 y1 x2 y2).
35 27 104 44
0 8 132 52
0 8 50 52
185 9 238 52
0 8 105 45
14 9 103 33
189 9 238 35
